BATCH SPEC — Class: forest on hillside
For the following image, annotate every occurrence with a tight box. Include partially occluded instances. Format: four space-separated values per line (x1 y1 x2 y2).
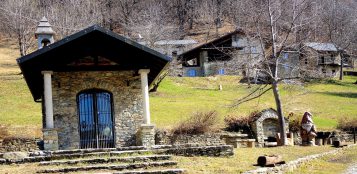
0 0 356 57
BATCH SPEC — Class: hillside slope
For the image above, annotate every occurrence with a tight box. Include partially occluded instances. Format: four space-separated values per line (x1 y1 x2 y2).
0 37 357 138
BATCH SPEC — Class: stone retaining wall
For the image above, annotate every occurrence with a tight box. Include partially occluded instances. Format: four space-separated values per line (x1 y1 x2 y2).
155 132 224 146
0 138 40 153
161 145 234 157
243 144 357 174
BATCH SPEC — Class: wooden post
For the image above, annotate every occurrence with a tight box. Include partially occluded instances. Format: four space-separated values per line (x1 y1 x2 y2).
353 127 356 144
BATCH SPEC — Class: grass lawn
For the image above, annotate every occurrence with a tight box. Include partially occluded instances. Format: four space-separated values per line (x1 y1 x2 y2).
288 145 357 174
173 146 335 174
151 76 357 130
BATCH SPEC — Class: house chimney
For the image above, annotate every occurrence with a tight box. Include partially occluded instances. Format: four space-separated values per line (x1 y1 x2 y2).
35 16 55 49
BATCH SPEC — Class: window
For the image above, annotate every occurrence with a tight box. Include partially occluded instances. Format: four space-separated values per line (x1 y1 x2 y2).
188 69 196 77
332 70 336 75
283 53 289 59
218 68 225 75
77 89 114 149
320 56 325 64
251 47 258 54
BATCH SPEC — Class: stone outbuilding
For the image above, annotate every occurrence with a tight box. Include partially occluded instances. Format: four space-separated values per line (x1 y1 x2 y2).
17 18 170 150
250 108 289 147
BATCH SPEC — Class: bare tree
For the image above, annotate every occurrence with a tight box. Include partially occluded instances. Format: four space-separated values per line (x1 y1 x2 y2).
0 0 39 56
231 0 315 145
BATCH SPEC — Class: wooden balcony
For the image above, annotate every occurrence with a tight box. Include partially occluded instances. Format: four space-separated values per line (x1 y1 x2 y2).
318 57 340 65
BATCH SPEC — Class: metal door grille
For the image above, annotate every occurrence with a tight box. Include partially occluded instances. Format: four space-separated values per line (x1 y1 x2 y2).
78 90 114 149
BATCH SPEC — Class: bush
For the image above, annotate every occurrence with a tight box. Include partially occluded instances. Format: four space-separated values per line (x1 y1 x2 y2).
287 112 301 132
337 117 357 131
172 111 218 135
0 124 9 140
224 111 259 132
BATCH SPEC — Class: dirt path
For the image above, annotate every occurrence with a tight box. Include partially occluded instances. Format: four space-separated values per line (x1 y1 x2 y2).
344 163 357 174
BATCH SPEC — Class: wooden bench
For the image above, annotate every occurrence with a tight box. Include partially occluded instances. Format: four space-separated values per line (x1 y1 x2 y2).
221 133 248 148
237 139 255 148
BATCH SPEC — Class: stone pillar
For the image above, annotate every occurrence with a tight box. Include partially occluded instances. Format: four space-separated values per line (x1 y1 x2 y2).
137 124 155 148
138 69 151 125
138 69 155 147
42 71 54 129
41 71 58 151
43 128 59 151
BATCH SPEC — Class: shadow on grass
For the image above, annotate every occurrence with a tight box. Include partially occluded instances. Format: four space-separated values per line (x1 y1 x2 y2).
318 92 357 98
306 78 351 87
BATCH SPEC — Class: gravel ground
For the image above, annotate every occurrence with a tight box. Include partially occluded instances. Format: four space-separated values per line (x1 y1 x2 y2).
344 163 357 174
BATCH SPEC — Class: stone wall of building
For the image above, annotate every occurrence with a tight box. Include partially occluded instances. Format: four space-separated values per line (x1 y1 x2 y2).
0 138 40 152
52 71 144 150
155 132 224 146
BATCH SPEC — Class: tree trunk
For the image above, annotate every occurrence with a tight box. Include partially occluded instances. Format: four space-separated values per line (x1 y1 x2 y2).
17 33 25 57
339 55 343 80
272 81 287 146
247 67 251 88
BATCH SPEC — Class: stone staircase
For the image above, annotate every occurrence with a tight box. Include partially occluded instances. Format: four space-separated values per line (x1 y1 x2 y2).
2 147 185 174
1 145 233 173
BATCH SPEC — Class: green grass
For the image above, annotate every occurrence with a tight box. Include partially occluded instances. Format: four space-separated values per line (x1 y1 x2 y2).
151 76 357 130
289 145 357 174
174 146 335 174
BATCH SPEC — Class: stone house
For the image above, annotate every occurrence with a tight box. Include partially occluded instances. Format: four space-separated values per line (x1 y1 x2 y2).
301 42 342 78
176 30 264 77
153 39 197 56
17 17 170 150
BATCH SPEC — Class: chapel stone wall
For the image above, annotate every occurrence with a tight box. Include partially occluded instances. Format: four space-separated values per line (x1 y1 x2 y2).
52 71 144 150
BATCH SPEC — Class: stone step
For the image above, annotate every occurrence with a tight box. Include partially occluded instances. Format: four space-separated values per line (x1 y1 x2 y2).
17 150 152 164
113 168 185 174
36 161 178 173
39 155 172 166
46 146 145 155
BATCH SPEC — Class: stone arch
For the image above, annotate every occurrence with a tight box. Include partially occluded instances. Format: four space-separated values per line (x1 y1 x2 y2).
41 38 51 47
251 108 289 147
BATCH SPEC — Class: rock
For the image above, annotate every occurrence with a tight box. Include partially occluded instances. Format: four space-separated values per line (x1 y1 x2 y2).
2 152 28 160
29 151 46 157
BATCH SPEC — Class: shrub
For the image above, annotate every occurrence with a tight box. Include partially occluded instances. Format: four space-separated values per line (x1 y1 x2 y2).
172 111 218 135
287 112 301 132
0 124 9 139
224 111 259 132
337 117 357 131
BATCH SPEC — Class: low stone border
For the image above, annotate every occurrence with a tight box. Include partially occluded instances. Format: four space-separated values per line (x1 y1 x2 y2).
243 144 357 174
158 145 234 157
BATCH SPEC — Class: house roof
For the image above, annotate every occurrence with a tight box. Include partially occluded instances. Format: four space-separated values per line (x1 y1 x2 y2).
154 39 198 45
17 25 171 101
178 29 244 60
304 42 338 52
